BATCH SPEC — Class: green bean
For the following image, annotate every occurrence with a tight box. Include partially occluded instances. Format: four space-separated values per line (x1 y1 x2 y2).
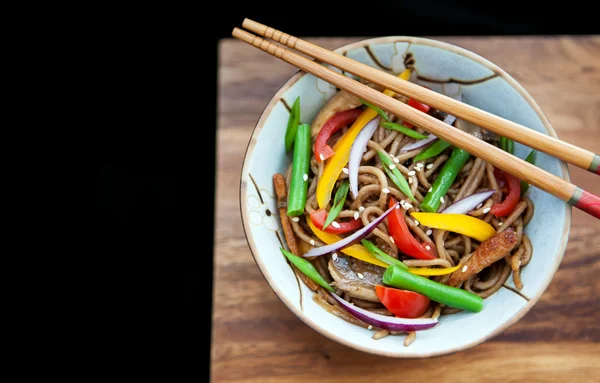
420 147 471 212
361 239 408 269
284 96 301 152
323 180 349 229
377 150 416 202
500 136 514 154
413 139 451 162
383 264 483 312
359 99 390 122
506 139 514 154
287 123 311 216
382 122 428 139
520 149 537 196
280 248 334 292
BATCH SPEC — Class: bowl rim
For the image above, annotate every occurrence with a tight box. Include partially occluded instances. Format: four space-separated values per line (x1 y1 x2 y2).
239 35 572 358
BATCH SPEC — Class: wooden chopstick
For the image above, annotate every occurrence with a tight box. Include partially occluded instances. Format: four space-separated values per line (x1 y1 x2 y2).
231 28 600 219
242 18 600 177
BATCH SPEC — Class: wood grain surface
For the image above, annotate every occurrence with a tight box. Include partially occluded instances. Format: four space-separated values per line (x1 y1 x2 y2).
213 36 600 382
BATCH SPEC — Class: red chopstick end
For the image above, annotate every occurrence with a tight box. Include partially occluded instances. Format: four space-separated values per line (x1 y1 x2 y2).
574 190 600 219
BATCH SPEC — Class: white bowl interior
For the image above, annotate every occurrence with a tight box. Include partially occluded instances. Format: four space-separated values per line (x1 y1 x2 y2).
240 36 571 358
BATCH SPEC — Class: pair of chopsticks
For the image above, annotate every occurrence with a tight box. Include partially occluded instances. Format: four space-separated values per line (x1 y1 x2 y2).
232 20 600 219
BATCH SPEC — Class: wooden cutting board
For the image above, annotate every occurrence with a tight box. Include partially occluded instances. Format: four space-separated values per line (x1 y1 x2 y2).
213 36 600 383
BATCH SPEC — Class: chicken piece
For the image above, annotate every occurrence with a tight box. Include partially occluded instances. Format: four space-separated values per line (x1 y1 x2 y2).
328 255 385 302
447 228 518 287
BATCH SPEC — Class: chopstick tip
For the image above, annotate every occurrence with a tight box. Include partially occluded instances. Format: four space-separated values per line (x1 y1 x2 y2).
231 27 244 39
242 18 265 35
232 27 258 46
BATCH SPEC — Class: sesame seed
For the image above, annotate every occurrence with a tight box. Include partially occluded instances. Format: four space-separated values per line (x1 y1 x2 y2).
388 164 396 170
425 245 431 250
342 167 349 174
483 207 491 214
310 239 315 246
382 187 390 194
414 220 420 226
291 217 300 222
368 325 373 330
331 221 341 228
395 204 400 209
426 163 434 169
440 196 445 204
408 178 413 184
426 229 432 236
402 204 410 210
359 206 365 211
415 167 422 172
319 154 325 161
357 273 364 279
405 203 413 209
462 265 468 272
498 222 503 226
303 174 308 181
332 253 338 261
390 236 395 244
429 187 433 192
393 157 400 163
354 212 360 220
408 170 416 176
476 203 483 209
416 162 424 168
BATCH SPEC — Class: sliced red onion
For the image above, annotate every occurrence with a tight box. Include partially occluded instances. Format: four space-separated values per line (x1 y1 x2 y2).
303 201 400 258
400 134 438 152
330 292 438 332
349 116 380 199
400 94 462 152
440 190 495 214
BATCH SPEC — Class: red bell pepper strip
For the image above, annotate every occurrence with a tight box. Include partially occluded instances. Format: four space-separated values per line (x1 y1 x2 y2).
403 88 432 129
387 197 437 260
375 285 430 318
490 168 521 217
309 208 363 234
314 108 364 163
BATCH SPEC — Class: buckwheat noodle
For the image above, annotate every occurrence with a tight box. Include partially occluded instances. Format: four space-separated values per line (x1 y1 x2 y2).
280 90 534 346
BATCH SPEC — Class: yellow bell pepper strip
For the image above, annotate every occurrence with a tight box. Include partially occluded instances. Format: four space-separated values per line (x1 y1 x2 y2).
316 69 412 209
410 212 496 242
306 216 388 267
407 264 461 276
361 238 459 276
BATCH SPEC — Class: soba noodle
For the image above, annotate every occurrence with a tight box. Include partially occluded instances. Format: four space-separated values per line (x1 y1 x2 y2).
277 86 534 346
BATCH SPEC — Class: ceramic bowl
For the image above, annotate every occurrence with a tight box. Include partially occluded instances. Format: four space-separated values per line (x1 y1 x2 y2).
239 36 571 358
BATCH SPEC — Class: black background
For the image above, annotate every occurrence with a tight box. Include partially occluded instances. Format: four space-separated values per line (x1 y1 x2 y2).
94 2 595 380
